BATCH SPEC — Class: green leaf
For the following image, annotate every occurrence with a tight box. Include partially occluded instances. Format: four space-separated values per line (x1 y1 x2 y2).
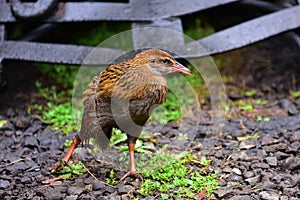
237 132 259 142
291 90 300 98
0 120 7 128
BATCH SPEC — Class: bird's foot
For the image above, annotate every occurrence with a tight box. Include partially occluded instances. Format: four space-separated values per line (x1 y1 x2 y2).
42 177 61 184
119 171 143 182
49 159 67 172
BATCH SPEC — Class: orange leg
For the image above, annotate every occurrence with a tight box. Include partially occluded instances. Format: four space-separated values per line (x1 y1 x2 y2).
119 141 143 182
62 134 81 164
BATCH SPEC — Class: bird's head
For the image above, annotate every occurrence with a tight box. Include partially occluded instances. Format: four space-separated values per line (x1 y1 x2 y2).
134 49 192 76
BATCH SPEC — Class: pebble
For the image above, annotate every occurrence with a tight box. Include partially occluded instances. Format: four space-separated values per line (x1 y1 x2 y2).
266 157 277 166
213 188 234 198
0 180 10 189
92 180 105 190
274 151 290 160
243 171 254 178
261 136 279 146
24 137 39 148
228 195 251 200
251 162 270 169
20 176 31 184
245 175 260 186
232 167 242 175
260 181 277 190
283 187 296 196
117 183 133 194
290 130 300 142
67 186 84 195
280 196 289 200
288 104 299 115
14 116 30 129
259 191 279 200
65 195 79 200
227 174 243 182
280 99 292 111
239 139 257 149
281 157 294 169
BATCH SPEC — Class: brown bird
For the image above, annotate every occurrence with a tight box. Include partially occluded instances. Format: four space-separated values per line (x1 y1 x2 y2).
50 49 191 182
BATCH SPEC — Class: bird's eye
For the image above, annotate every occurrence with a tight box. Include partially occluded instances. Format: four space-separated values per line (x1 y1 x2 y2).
161 58 172 64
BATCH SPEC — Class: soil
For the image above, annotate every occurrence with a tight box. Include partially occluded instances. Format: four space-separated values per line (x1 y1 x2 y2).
0 33 300 199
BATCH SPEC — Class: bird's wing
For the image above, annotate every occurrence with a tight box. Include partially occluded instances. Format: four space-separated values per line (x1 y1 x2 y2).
79 73 111 149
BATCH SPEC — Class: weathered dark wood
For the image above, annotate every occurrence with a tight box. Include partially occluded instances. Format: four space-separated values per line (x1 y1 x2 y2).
0 0 299 66
0 0 239 22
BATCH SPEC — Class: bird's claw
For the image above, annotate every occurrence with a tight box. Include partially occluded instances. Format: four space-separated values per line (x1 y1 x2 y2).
119 171 143 182
49 159 68 172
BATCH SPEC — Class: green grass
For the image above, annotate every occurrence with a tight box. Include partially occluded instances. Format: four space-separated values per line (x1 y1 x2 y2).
105 130 219 199
291 90 300 98
51 160 87 180
34 81 81 134
105 149 219 199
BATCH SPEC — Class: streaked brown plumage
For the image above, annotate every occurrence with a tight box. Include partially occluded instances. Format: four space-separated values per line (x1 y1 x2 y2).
49 49 191 182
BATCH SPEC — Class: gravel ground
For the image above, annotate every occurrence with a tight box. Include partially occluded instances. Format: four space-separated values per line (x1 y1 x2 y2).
0 33 300 199
0 102 299 200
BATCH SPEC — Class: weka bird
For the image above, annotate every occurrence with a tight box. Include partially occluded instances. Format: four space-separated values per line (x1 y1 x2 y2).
55 49 191 181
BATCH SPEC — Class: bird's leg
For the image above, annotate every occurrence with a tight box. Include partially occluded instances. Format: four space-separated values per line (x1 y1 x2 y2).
119 137 143 182
51 134 81 171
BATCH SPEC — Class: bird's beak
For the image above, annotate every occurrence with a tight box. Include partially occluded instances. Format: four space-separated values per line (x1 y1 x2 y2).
171 62 192 75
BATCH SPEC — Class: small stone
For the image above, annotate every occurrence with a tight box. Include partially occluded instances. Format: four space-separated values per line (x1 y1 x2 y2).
0 180 10 189
85 184 93 191
288 104 299 115
261 136 279 146
20 176 31 184
283 187 296 196
92 180 105 190
117 184 133 194
108 191 121 200
54 186 68 194
65 195 78 200
272 174 282 182
261 171 274 181
280 196 289 200
245 175 260 186
213 188 234 198
227 174 243 182
281 157 294 168
230 151 248 160
80 194 96 200
280 99 292 110
259 191 279 200
287 142 300 153
228 195 251 200
260 181 277 190
251 162 269 169
266 157 277 167
15 116 30 129
67 186 84 195
290 131 300 142
24 137 39 148
48 188 64 200
275 151 290 160
222 166 232 173
232 167 242 175
49 181 63 186
239 139 257 149
243 171 254 178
